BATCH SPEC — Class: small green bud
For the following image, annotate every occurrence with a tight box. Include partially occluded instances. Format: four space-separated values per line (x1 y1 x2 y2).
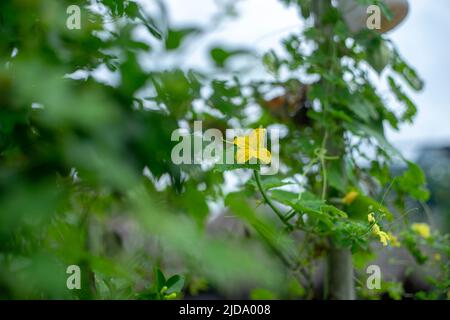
164 292 177 300
160 286 168 295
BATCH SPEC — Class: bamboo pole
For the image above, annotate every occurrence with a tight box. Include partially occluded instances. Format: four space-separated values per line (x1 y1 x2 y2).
311 0 356 300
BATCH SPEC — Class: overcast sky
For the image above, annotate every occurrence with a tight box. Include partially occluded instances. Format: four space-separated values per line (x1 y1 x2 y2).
159 0 450 153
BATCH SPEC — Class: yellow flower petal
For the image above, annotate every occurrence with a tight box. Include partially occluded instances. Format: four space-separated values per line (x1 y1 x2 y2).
378 231 390 246
234 129 271 164
368 213 376 224
249 128 266 149
256 148 272 164
236 148 251 163
371 224 394 247
342 191 359 205
234 135 249 149
388 232 401 248
371 224 381 235
411 223 430 239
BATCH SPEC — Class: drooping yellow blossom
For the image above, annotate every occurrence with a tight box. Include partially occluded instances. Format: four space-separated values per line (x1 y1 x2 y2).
342 191 359 205
411 223 431 239
377 231 389 247
388 232 401 248
372 223 381 234
234 128 271 164
434 253 441 262
371 224 389 246
367 212 398 247
378 231 390 246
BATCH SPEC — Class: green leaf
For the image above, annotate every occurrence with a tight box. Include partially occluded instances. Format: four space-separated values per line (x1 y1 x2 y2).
328 160 347 193
155 268 166 291
180 184 209 225
269 190 335 228
145 23 163 40
388 76 418 122
347 97 378 123
124 1 139 17
225 192 297 264
210 47 251 68
352 250 376 269
250 288 277 300
346 121 401 157
262 50 281 75
322 205 348 218
250 176 295 190
166 275 185 294
269 190 298 205
396 161 430 201
214 163 261 172
345 194 393 221
392 50 424 91
165 27 200 51
367 40 391 74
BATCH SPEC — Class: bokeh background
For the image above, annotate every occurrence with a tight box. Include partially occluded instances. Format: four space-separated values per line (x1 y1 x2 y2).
152 0 450 232
1 0 448 300
160 0 450 148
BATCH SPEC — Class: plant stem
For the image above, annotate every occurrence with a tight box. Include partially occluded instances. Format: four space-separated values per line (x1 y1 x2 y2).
253 170 293 229
326 242 355 300
320 131 329 201
312 0 355 300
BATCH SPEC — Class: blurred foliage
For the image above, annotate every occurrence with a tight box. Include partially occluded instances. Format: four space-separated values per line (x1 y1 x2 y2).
0 0 448 300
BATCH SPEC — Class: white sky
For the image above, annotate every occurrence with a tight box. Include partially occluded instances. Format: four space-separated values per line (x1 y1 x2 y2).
159 0 450 153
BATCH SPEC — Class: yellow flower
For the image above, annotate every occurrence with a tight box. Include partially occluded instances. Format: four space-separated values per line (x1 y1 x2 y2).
378 231 390 246
388 232 401 248
368 212 376 224
234 128 271 164
411 223 431 239
371 224 389 246
371 223 381 235
342 191 359 205
434 253 441 262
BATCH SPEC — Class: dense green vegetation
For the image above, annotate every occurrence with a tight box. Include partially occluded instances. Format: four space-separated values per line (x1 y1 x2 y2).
0 0 448 300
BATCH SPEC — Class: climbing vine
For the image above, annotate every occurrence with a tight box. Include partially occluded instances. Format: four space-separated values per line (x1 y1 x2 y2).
0 0 448 300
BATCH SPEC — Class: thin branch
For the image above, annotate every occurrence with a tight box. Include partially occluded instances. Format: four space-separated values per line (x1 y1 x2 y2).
253 170 293 229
